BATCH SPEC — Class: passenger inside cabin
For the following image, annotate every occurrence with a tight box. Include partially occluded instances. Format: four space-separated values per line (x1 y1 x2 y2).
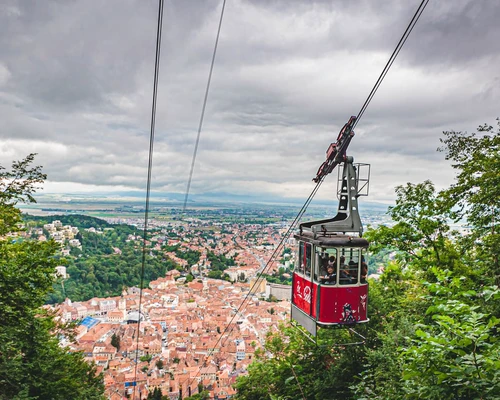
318 253 336 282
361 261 368 283
321 264 336 284
305 244 312 276
339 256 353 284
339 269 352 284
319 253 329 274
298 262 305 275
348 259 358 282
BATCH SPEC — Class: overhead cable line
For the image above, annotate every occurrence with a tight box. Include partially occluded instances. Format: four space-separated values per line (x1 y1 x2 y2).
183 0 227 212
185 0 430 392
353 0 430 129
133 0 164 397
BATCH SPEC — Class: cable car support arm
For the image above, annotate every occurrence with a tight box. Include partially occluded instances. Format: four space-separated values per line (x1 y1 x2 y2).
302 116 368 237
313 116 356 183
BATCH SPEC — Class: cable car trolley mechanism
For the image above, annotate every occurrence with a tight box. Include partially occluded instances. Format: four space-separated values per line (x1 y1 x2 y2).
291 116 371 337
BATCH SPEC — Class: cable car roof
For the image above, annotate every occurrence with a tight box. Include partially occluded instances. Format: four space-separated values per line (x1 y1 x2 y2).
294 231 369 248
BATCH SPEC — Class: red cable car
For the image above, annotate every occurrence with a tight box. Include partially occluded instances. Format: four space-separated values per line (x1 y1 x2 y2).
291 117 370 337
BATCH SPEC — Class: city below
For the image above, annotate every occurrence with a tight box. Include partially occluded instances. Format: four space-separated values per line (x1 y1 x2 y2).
21 194 392 399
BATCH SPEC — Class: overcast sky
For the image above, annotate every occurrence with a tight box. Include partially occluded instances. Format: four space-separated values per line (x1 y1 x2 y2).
1 0 499 205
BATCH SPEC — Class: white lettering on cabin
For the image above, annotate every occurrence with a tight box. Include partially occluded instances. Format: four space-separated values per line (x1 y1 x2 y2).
360 294 367 310
303 286 311 304
296 281 302 299
295 281 311 304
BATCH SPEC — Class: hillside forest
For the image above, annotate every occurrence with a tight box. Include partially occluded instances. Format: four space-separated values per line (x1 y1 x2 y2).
24 214 179 303
23 214 242 303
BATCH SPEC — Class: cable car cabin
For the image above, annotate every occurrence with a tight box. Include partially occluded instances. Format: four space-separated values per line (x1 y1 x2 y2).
291 155 370 336
291 233 369 336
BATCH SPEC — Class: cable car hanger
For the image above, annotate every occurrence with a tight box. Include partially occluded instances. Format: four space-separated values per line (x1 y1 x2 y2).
291 116 370 338
289 0 430 340
302 116 369 239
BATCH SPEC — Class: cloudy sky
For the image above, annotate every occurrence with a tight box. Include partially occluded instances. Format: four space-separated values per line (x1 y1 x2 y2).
1 0 499 205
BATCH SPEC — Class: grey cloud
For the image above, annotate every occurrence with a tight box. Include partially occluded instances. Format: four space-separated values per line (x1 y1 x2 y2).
401 0 500 68
1 0 499 203
1 0 158 111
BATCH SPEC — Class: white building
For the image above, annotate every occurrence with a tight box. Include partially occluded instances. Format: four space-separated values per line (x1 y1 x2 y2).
69 239 81 247
99 299 117 313
265 283 292 301
55 266 67 279
43 223 56 232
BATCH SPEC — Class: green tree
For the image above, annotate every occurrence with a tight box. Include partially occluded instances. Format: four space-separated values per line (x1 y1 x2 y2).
111 333 121 351
439 119 500 283
402 278 500 399
185 391 209 400
207 270 222 280
351 263 424 400
234 324 364 400
356 121 500 399
365 180 461 276
140 354 152 363
0 153 46 236
0 155 105 399
147 387 162 400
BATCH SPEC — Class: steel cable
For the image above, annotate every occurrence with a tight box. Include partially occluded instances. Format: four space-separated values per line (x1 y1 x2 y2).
133 0 164 397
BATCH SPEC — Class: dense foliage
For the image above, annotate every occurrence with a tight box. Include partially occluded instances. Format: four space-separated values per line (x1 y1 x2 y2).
206 250 234 280
0 154 105 400
439 119 500 284
0 153 45 236
235 324 366 400
262 266 292 285
57 233 175 302
23 214 180 302
235 122 500 399
25 214 116 230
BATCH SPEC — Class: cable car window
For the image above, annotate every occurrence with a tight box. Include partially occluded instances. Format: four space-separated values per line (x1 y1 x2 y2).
339 248 360 285
318 248 338 284
305 243 312 277
314 250 321 281
297 242 312 277
361 250 368 283
297 241 305 275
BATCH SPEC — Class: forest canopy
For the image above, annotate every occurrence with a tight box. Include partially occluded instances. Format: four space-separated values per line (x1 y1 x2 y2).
22 214 182 303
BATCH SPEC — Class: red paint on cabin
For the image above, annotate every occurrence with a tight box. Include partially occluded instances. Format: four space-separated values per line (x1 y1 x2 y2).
292 273 368 325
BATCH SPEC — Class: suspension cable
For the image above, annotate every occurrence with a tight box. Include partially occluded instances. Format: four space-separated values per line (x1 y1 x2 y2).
183 0 227 212
133 0 164 396
353 0 429 129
